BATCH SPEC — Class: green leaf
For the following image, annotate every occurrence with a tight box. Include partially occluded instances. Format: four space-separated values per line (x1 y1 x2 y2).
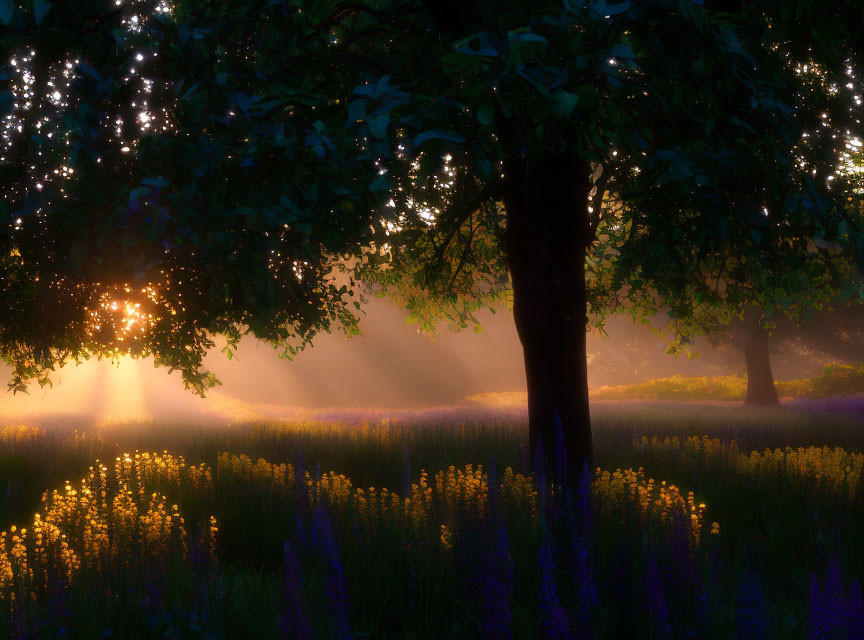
413 130 466 147
0 0 23 29
550 91 579 118
367 114 390 140
477 101 495 125
589 0 630 18
34 0 52 25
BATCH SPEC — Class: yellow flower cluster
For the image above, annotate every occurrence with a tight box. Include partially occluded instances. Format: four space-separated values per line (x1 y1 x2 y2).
117 450 213 499
0 424 44 445
742 446 864 497
434 464 487 515
633 435 863 500
592 467 708 544
632 435 740 460
0 452 217 602
216 454 536 544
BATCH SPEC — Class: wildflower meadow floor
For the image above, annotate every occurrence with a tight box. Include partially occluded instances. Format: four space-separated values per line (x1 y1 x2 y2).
0 400 862 638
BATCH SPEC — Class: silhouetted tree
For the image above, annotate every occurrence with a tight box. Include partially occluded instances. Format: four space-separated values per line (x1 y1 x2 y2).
2 0 863 478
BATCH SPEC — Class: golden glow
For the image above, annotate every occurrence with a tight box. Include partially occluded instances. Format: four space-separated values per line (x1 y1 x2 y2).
83 284 168 345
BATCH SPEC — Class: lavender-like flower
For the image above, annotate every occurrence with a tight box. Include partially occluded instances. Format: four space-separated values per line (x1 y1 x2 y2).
823 555 847 637
314 503 351 640
809 570 826 640
736 568 768 640
538 539 570 640
281 541 313 640
809 555 861 639
572 535 598 639
846 580 864 637
479 521 513 639
664 507 693 597
643 551 671 639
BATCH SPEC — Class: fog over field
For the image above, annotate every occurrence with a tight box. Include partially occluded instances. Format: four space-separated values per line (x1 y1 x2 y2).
0 297 839 422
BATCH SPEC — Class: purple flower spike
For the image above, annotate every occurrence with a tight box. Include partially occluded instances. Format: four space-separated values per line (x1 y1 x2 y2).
314 504 351 640
538 540 570 640
644 551 672 640
573 535 598 638
846 580 864 637
281 541 313 640
480 521 513 639
818 556 844 639
736 568 768 640
809 571 826 640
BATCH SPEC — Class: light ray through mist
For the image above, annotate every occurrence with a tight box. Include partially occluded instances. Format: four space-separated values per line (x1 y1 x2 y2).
0 298 836 423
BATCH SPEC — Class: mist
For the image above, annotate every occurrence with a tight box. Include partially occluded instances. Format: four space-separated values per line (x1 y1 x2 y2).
0 298 841 423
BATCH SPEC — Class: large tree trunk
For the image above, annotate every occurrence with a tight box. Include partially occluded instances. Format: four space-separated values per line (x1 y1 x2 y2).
501 152 593 483
744 325 780 406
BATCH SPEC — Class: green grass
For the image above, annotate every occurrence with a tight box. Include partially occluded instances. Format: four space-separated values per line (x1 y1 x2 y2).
0 404 861 638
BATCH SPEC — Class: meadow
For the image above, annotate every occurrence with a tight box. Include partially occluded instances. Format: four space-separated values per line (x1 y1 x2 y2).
0 401 862 639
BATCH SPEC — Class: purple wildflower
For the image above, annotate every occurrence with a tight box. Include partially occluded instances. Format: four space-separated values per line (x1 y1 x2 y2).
809 556 861 639
664 506 693 596
572 535 598 638
847 580 864 637
479 521 514 639
314 504 351 640
189 534 211 618
809 571 827 640
823 555 847 634
538 540 570 640
49 577 71 635
643 551 672 639
280 541 313 640
736 568 768 640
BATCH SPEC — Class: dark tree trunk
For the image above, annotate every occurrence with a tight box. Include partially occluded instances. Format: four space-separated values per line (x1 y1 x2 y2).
744 326 780 406
501 152 593 483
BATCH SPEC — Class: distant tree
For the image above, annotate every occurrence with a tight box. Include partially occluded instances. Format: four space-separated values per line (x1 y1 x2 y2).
2 0 863 478
696 305 864 406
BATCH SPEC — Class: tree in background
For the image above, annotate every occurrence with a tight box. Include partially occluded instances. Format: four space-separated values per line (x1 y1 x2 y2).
2 0 863 478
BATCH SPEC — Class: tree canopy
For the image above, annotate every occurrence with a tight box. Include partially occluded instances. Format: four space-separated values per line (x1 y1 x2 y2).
3 0 864 469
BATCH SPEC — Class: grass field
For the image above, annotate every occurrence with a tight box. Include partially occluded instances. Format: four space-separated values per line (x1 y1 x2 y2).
0 401 862 638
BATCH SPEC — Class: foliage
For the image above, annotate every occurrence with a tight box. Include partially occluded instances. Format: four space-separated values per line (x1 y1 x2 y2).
1 0 863 394
590 364 864 401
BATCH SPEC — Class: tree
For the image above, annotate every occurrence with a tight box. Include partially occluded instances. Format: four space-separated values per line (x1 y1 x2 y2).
335 1 864 474
703 305 864 406
2 0 863 481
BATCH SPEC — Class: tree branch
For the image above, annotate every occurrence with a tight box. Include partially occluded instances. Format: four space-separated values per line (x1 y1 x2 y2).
445 218 476 292
314 2 423 35
429 184 494 269
587 167 610 240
